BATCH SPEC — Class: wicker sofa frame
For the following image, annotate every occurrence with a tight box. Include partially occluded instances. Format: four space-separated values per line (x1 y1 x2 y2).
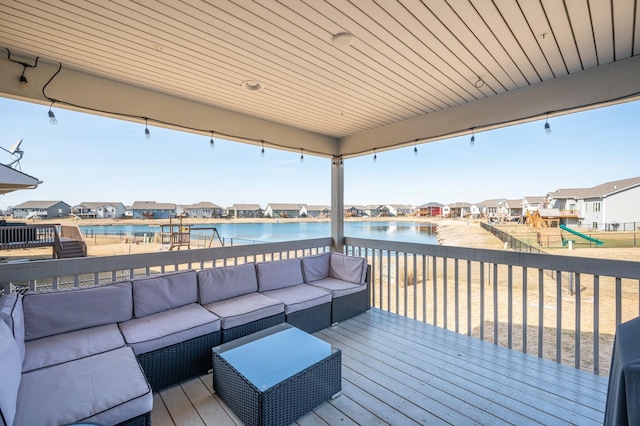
221 312 285 343
117 412 151 426
330 265 371 324
286 301 332 334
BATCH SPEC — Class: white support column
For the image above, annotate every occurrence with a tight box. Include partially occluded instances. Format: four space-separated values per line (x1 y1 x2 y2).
331 156 344 252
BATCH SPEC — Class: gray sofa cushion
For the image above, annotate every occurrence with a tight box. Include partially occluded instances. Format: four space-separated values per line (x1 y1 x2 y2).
23 323 125 372
197 263 258 304
119 303 221 355
22 281 133 341
203 292 284 329
330 252 367 284
0 321 21 426
15 347 152 426
301 252 331 283
262 284 332 314
256 258 305 292
132 270 198 318
308 277 368 298
0 293 25 363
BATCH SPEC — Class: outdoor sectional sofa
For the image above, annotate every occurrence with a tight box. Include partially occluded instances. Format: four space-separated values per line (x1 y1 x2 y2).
0 252 368 426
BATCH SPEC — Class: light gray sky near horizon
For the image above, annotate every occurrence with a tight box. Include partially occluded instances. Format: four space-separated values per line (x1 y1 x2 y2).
1 96 639 210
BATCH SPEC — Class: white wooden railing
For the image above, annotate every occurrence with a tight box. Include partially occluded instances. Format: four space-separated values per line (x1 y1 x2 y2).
2 236 639 375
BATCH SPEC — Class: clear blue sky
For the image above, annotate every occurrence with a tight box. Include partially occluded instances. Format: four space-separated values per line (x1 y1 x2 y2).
1 96 639 209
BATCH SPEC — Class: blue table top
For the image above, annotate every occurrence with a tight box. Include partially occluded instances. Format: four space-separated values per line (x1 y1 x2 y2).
214 324 335 391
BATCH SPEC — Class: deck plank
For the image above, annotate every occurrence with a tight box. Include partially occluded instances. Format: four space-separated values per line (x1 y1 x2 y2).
152 309 607 425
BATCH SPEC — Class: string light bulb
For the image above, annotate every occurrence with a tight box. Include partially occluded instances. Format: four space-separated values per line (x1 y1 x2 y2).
413 142 418 156
261 141 265 156
300 148 304 162
47 102 57 125
209 131 215 149
19 74 28 90
144 118 151 140
544 114 552 135
470 130 475 147
373 148 377 162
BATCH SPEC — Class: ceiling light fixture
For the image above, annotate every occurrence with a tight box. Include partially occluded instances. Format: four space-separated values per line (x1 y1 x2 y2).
241 80 263 91
544 113 552 135
261 140 265 156
470 129 475 146
144 118 151 140
300 148 304 162
413 141 418 156
6 48 38 91
332 32 354 47
373 148 377 162
47 101 57 125
210 131 215 149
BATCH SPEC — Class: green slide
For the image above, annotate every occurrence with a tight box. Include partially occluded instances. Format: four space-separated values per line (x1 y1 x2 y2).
560 225 604 246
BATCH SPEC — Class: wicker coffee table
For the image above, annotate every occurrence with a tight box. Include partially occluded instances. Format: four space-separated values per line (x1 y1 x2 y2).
212 323 341 426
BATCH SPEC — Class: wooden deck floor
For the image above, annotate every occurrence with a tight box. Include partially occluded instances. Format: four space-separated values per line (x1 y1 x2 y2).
152 308 608 425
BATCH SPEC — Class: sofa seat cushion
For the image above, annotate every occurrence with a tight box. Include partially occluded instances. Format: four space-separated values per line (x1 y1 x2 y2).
119 303 220 355
0 293 25 363
329 253 367 284
0 321 21 426
262 284 332 315
203 292 284 330
301 252 331 283
308 277 368 298
14 347 152 426
22 281 133 341
22 323 125 372
132 270 198 318
256 258 305 292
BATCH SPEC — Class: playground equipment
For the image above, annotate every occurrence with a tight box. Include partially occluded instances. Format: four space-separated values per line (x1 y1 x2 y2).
160 216 224 250
527 209 563 246
560 225 604 246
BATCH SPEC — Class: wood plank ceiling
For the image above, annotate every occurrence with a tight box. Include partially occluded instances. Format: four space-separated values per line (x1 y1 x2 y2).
1 0 639 156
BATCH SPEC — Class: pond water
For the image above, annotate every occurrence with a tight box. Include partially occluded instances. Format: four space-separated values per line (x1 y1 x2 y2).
80 221 439 245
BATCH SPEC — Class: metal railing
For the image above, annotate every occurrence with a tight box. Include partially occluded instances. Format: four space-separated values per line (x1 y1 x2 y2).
2 236 639 376
343 237 640 376
480 222 546 253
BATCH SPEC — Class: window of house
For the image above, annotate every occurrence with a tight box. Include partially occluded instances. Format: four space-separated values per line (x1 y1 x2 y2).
593 202 601 212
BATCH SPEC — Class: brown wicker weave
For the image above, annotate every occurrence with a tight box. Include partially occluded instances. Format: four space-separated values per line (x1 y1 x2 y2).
137 331 221 390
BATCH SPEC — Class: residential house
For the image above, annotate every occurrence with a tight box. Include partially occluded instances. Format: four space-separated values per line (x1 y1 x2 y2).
344 205 367 217
477 199 504 220
124 206 133 218
522 196 546 219
389 204 413 216
132 201 176 219
72 202 126 219
12 200 71 219
443 202 472 218
415 202 443 217
497 199 524 222
547 176 640 228
302 205 331 218
264 203 301 219
230 204 263 219
182 202 223 218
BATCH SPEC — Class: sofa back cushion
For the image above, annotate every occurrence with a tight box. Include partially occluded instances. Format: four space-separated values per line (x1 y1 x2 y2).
23 281 133 341
329 252 367 284
133 270 198 318
198 263 258 304
256 258 304 292
301 252 331 283
0 321 23 426
0 293 25 363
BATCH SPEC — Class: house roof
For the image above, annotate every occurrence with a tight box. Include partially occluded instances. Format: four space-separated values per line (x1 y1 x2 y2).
13 200 67 209
523 196 545 204
0 164 41 195
305 205 330 211
78 202 124 209
184 201 222 209
477 199 505 207
549 176 640 200
267 203 302 210
233 204 262 210
417 202 444 208
2 2 638 159
448 202 472 208
132 201 176 210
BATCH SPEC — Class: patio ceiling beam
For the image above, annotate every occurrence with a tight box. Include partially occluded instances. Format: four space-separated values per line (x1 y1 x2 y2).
0 55 338 157
338 56 640 158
